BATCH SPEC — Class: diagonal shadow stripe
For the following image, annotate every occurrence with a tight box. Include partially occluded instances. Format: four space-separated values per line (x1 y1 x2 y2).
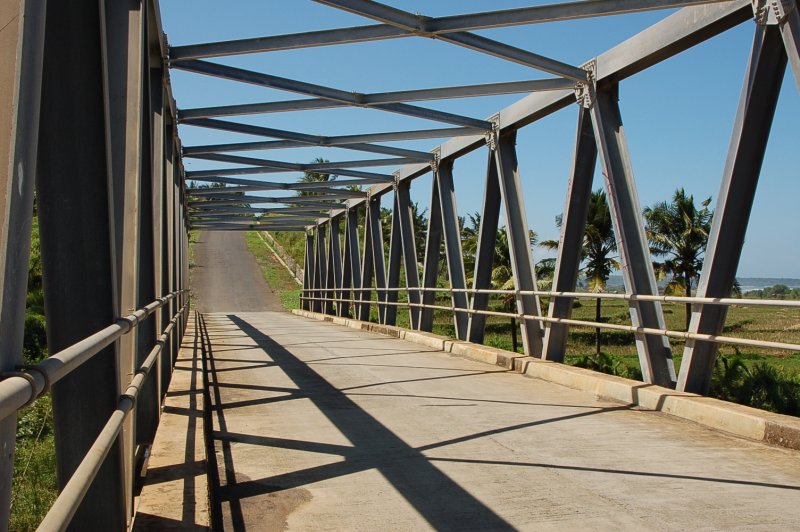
225 314 514 530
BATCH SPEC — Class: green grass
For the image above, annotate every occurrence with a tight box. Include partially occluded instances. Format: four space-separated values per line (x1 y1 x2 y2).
245 232 303 311
301 290 800 414
11 395 57 531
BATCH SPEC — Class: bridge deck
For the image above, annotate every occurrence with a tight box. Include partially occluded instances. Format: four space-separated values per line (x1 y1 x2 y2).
201 310 800 531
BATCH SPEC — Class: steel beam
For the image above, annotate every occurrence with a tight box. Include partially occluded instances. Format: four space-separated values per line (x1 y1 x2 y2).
678 23 787 394
342 208 362 318
105 1 146 517
188 168 393 182
181 118 433 160
187 150 418 171
172 59 492 129
325 220 343 315
189 184 366 198
0 0 45 526
323 1 753 220
183 128 485 152
179 78 574 121
777 0 800 90
466 150 502 345
303 232 314 311
36 0 126 527
191 196 347 207
542 106 597 361
360 196 387 322
313 0 588 80
590 86 675 386
397 182 422 329
436 161 469 339
384 194 402 325
169 1 731 60
495 134 543 356
419 170 444 332
313 225 327 313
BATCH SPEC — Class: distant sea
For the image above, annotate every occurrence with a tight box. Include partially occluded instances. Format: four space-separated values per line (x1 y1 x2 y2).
603 275 800 293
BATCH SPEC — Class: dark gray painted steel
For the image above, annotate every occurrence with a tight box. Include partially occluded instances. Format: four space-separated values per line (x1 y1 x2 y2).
542 107 597 362
590 87 675 387
36 0 126 527
678 24 787 394
494 134 543 357
466 149 502 344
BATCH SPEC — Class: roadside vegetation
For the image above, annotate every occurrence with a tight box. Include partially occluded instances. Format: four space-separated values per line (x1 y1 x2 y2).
262 175 800 416
13 212 58 531
244 232 302 310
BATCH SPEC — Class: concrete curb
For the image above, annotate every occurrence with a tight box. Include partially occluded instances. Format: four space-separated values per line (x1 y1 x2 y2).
292 309 800 451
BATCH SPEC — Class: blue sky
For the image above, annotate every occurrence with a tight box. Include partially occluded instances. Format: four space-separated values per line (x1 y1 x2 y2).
161 1 799 278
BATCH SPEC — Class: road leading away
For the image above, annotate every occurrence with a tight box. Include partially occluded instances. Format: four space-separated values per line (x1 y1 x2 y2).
191 230 800 531
192 231 283 313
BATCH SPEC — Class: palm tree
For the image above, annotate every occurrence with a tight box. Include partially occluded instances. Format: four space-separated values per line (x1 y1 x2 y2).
544 190 619 356
644 188 712 330
297 157 338 196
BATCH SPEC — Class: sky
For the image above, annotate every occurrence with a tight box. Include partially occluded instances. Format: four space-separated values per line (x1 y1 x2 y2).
160 1 799 278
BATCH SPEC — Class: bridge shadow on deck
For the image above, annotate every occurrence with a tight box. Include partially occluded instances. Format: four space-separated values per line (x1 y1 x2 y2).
201 314 800 531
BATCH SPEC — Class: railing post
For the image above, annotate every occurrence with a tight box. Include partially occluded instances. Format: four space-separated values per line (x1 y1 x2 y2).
678 22 786 394
36 0 127 527
0 1 45 528
590 85 675 387
542 106 597 361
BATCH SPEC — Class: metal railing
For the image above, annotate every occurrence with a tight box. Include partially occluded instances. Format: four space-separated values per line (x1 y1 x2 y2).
301 287 800 354
0 290 188 532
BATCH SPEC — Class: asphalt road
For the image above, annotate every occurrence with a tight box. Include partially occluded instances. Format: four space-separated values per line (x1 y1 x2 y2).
191 231 283 313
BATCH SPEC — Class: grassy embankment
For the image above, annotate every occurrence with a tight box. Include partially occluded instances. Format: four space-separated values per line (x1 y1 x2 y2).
244 232 302 310
255 230 800 415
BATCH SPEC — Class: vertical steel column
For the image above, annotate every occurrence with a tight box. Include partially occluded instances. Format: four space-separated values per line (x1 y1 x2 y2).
367 195 388 322
164 126 176 368
466 149 502 344
0 1 45 527
542 107 597 361
384 190 403 326
36 0 126 528
396 181 422 329
358 196 381 321
495 133 543 356
303 231 314 311
326 217 343 316
136 30 163 448
436 161 469 339
159 128 173 395
313 224 327 313
323 221 336 315
342 208 362 318
104 1 145 518
419 170 444 332
590 86 675 387
679 23 786 394
171 161 180 361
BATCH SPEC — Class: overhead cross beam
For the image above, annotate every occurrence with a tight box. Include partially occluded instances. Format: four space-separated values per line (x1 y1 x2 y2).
169 1 732 61
313 0 589 81
172 59 493 129
181 117 434 160
183 127 485 156
179 78 576 120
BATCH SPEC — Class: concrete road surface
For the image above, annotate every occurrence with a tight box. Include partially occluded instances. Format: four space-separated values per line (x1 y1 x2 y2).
190 229 800 530
201 311 800 531
192 231 283 313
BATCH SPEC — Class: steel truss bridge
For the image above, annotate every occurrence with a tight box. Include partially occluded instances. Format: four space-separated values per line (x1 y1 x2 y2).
0 0 799 530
